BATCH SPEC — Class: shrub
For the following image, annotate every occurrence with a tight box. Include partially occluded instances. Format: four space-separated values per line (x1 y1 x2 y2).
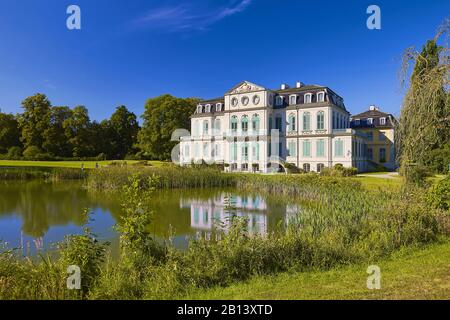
7 146 22 159
427 176 450 212
22 146 42 159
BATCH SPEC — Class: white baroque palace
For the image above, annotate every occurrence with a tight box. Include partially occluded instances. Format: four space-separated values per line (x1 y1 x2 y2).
179 80 393 173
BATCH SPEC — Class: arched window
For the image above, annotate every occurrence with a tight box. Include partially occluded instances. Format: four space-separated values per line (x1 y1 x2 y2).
197 105 202 113
304 93 312 104
215 103 222 112
289 95 297 105
241 115 248 133
303 112 311 131
288 114 296 132
230 116 238 133
276 96 284 106
317 92 325 102
252 114 260 133
317 111 325 130
203 120 209 135
205 104 211 113
303 163 310 172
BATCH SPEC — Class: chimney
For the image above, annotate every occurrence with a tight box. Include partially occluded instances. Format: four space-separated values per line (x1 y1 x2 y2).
369 105 379 111
280 83 289 90
295 81 304 88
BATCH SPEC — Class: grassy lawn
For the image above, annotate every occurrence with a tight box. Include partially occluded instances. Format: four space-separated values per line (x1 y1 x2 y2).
353 175 403 191
0 160 166 169
188 240 450 300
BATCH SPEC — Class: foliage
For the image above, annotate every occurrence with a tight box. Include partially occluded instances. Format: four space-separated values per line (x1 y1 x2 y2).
0 112 21 154
320 165 358 177
427 175 450 212
138 94 199 160
398 23 450 181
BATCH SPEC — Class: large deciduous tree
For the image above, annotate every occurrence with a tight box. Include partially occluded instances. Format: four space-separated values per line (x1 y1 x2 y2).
63 105 94 157
0 111 21 154
108 106 139 159
138 95 198 160
18 93 51 153
43 106 73 157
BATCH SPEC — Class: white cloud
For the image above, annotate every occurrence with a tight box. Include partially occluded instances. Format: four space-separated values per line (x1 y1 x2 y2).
132 0 253 32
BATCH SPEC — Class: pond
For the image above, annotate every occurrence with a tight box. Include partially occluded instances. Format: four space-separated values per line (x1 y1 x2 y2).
0 180 300 256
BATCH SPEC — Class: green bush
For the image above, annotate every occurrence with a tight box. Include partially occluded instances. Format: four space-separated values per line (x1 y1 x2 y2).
427 176 450 212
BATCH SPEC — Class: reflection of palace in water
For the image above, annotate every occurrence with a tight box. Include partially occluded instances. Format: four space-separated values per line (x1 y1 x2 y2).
180 194 269 238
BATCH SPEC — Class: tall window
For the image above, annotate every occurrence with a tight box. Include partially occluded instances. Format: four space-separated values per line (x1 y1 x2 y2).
303 112 311 131
276 96 284 106
317 111 325 130
368 148 373 160
215 103 222 112
288 114 296 132
303 163 310 172
288 140 297 157
230 116 238 133
252 142 260 160
317 163 324 173
213 144 220 158
252 114 260 133
197 105 202 113
205 104 211 113
214 119 221 135
379 148 386 163
269 117 273 131
241 115 248 133
184 145 190 158
380 117 386 125
203 120 209 135
242 143 249 161
275 116 282 131
379 132 386 141
335 139 344 157
304 93 312 104
316 139 325 157
289 95 297 105
317 92 325 102
367 132 373 141
302 140 311 157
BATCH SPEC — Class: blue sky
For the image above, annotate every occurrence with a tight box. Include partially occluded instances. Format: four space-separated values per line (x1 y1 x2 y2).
0 0 448 121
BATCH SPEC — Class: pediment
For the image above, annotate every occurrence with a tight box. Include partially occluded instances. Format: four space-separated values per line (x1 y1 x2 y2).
226 81 266 95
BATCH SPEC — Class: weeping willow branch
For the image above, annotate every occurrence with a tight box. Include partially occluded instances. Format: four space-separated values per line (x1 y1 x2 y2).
397 19 450 175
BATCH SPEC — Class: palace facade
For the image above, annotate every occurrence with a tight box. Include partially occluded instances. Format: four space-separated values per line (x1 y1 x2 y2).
179 80 395 173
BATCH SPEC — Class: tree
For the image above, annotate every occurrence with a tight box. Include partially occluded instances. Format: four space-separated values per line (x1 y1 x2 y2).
108 106 139 159
138 95 198 160
0 111 21 154
398 22 450 179
63 106 94 157
18 93 51 152
43 106 73 157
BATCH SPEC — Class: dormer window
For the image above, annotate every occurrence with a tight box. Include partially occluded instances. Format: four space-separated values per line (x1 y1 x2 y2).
304 93 312 104
317 92 325 102
380 117 386 125
205 104 211 113
289 95 297 105
275 96 284 106
215 103 222 112
355 119 360 125
197 105 202 113
367 118 373 125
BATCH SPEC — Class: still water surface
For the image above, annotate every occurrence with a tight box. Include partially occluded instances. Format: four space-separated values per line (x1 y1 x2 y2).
0 180 298 255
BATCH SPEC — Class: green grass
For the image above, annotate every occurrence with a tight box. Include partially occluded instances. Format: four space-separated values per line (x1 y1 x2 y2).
352 176 403 191
0 160 165 169
187 240 450 300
